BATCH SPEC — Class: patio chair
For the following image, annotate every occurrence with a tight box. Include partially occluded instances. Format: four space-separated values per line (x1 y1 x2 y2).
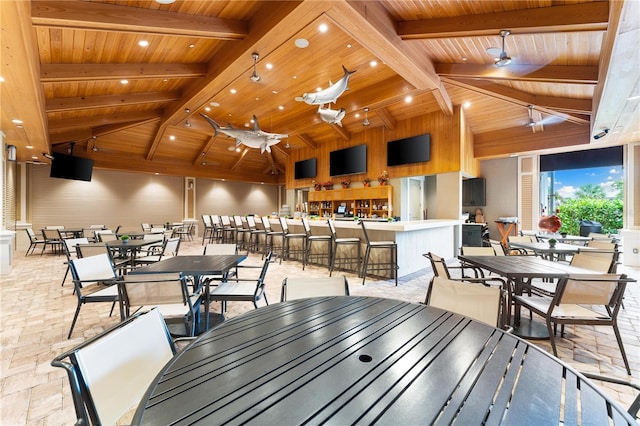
41 228 64 255
281 276 349 302
207 252 271 315
514 274 632 374
61 237 89 286
426 276 509 330
51 308 177 425
134 237 180 266
118 272 202 337
25 228 46 256
67 253 120 339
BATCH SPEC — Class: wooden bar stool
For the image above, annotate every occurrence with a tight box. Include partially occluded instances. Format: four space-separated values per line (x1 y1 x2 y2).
360 220 398 286
327 219 361 277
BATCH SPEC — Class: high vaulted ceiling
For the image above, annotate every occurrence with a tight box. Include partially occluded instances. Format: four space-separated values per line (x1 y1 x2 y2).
2 0 639 185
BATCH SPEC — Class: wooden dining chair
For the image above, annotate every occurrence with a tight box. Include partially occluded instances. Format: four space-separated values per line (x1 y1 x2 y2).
51 308 177 425
514 274 632 375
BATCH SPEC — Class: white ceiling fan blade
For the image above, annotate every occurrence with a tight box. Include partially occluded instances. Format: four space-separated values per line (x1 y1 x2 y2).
486 47 502 57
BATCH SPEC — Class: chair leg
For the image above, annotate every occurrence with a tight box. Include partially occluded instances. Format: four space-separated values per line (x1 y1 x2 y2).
612 323 631 375
362 246 371 286
547 318 558 356
61 264 69 286
68 304 82 339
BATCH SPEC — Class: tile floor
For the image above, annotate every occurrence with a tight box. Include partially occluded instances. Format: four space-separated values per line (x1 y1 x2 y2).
1 239 639 424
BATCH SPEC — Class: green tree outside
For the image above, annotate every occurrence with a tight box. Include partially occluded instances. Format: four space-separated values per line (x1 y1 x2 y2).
556 181 623 234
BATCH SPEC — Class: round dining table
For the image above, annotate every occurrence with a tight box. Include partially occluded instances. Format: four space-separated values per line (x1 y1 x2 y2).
132 296 635 425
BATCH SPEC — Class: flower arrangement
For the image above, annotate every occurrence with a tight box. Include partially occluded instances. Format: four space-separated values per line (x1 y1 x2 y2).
322 181 334 190
378 170 389 185
341 178 351 188
362 177 371 187
312 180 321 191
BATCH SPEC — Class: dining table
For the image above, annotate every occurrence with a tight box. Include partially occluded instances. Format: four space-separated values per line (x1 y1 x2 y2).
132 296 636 425
132 254 247 331
508 240 608 261
458 255 605 339
536 233 592 245
103 238 163 267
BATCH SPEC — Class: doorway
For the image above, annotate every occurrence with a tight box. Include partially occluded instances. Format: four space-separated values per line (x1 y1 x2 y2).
408 177 423 220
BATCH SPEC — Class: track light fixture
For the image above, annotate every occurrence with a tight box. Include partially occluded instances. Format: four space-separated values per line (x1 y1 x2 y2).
91 136 98 152
363 108 370 126
250 53 261 82
184 108 191 128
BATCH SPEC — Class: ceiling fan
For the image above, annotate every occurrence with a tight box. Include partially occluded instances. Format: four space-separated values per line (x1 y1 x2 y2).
487 30 512 67
250 53 260 82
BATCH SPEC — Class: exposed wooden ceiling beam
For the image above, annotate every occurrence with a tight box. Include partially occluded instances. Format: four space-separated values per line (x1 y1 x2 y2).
436 64 598 85
193 136 218 166
375 107 396 129
474 122 590 158
331 123 351 141
231 148 251 171
41 63 207 82
397 2 609 39
442 77 591 125
271 143 289 158
46 92 180 113
48 110 162 131
327 0 453 116
296 134 317 150
50 130 93 145
93 117 162 138
31 1 248 39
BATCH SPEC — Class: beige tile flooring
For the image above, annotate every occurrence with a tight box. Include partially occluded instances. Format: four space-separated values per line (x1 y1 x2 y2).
1 239 639 424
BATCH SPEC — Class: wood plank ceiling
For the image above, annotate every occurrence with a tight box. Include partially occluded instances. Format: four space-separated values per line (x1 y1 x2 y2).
1 0 638 185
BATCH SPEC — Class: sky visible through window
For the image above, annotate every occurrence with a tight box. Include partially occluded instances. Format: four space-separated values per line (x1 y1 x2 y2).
553 165 623 199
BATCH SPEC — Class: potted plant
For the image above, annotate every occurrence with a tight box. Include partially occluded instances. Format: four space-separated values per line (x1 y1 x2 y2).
322 181 334 190
312 180 321 191
341 178 350 189
362 177 371 187
378 170 389 186
120 234 130 243
548 238 557 248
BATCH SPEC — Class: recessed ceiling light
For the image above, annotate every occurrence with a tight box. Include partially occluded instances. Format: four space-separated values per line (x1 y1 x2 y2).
138 40 149 47
26 145 33 149
31 155 38 159
244 122 250 127
227 146 235 152
169 135 175 141
405 95 413 103
120 79 128 85
295 38 309 48
272 90 278 94
316 87 322 92
11 119 22 124
205 107 211 112
235 147 241 152
370 60 378 67
163 79 168 82
463 101 471 108
355 113 360 118
347 44 352 48
230 89 237 94
266 63 273 70
319 23 328 33
0 76 5 82
210 102 220 107
189 44 195 48
255 97 260 101
278 105 284 110
293 75 297 79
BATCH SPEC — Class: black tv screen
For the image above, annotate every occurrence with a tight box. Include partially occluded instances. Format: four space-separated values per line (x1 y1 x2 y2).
329 144 367 176
294 158 317 179
50 153 94 181
387 133 431 166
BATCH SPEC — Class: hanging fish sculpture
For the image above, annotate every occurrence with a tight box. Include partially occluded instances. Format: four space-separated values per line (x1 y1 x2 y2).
317 105 346 126
200 113 288 154
297 65 355 105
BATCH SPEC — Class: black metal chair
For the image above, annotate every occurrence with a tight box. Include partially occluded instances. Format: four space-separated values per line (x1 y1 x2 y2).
360 220 398 286
301 217 332 270
327 219 361 277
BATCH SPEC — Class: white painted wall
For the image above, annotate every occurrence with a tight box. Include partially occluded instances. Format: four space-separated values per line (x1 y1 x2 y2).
480 157 519 240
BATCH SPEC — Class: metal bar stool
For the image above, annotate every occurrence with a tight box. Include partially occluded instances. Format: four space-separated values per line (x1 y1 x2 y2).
233 215 251 251
360 220 398 286
219 215 236 244
260 216 283 261
327 219 361 277
209 215 224 244
246 216 264 253
301 217 332 270
278 217 307 267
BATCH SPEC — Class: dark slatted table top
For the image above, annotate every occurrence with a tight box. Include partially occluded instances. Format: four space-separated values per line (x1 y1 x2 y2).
131 254 246 276
133 297 634 425
458 254 602 279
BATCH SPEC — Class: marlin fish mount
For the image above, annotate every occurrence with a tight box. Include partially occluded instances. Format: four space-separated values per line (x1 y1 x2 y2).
297 65 355 106
200 114 288 154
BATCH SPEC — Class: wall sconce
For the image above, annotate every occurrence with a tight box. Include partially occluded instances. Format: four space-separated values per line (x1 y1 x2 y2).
188 181 194 190
6 144 17 161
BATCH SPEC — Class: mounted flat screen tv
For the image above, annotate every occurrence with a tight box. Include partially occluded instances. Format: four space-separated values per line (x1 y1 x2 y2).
50 153 94 182
294 157 317 179
329 144 367 177
387 133 431 166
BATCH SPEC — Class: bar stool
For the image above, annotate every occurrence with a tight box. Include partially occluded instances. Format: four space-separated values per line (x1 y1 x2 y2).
209 215 224 243
301 217 332 270
219 215 236 244
246 216 264 253
327 219 361 277
278 217 307 267
360 220 398 286
233 215 251 251
260 216 283 260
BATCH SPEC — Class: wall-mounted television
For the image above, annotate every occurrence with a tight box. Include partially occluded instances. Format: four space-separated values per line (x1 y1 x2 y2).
387 133 431 166
294 157 317 179
50 153 94 182
329 144 367 177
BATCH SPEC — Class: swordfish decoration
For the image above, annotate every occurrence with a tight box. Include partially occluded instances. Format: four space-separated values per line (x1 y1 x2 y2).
317 105 346 126
297 65 355 105
200 113 288 154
